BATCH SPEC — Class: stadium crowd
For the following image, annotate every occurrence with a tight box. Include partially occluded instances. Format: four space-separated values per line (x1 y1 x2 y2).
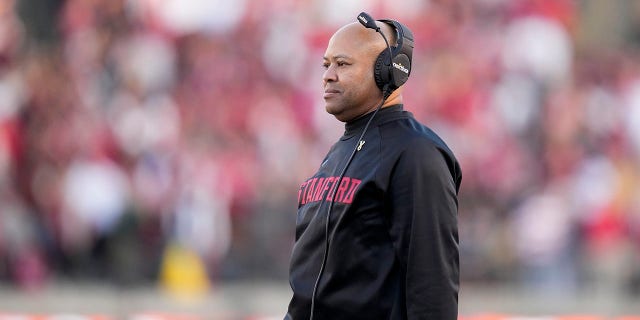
1 0 640 298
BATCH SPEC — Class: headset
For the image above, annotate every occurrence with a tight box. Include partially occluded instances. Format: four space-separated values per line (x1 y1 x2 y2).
358 12 415 96
308 12 415 320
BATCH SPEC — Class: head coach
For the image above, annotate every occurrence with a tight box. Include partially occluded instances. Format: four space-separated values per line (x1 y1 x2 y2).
285 12 462 320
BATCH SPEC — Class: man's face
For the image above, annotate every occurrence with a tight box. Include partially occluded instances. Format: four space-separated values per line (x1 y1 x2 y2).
322 25 383 122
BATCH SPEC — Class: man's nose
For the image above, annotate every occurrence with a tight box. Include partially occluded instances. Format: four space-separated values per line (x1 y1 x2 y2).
323 65 337 83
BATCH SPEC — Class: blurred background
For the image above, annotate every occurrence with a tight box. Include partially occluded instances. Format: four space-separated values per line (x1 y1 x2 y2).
1 0 640 318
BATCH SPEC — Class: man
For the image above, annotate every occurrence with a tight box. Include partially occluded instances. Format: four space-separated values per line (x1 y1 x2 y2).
286 13 462 320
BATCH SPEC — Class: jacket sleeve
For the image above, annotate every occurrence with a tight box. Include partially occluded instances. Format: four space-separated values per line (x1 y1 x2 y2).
387 142 460 319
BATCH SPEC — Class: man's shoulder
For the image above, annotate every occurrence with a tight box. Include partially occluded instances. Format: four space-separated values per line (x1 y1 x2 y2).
379 115 452 154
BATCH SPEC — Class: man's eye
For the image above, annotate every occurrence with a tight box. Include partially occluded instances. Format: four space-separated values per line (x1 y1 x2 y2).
322 61 348 69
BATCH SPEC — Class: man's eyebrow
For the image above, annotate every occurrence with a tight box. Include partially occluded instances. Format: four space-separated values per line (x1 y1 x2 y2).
323 54 352 60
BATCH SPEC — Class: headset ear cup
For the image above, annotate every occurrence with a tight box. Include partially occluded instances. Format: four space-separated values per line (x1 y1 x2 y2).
391 53 411 88
374 49 391 92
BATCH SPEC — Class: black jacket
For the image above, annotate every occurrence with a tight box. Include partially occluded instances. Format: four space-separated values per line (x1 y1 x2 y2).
286 105 462 320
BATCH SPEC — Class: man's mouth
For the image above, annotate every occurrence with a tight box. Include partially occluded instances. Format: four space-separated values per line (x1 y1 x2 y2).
324 88 341 98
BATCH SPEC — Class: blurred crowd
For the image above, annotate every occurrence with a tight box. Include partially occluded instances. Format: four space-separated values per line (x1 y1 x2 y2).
1 0 640 297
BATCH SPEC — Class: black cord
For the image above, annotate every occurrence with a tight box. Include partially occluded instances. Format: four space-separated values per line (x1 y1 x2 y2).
309 85 391 320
